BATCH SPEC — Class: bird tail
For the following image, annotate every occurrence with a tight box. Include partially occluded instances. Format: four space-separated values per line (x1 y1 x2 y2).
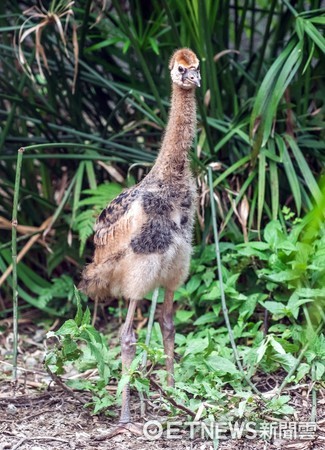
78 262 111 301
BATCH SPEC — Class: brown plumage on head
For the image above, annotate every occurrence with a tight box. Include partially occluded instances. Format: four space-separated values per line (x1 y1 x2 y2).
169 48 200 70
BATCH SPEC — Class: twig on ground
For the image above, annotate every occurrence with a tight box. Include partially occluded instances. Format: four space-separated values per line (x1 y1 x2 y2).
11 436 71 450
0 359 48 376
2 408 53 423
46 366 85 405
149 377 195 418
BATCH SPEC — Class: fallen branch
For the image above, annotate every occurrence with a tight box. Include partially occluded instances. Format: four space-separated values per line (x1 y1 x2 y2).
149 377 195 418
11 436 71 450
0 215 53 287
2 408 53 423
46 366 85 405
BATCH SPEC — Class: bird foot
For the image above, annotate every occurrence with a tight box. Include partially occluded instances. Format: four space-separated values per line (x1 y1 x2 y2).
95 422 143 440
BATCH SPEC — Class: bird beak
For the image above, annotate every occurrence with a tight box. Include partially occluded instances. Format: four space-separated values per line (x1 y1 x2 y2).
183 69 201 87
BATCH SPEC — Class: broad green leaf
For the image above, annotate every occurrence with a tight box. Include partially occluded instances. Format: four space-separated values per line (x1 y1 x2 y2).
56 319 79 336
265 271 300 283
264 220 284 247
185 276 202 294
261 301 286 316
116 373 130 397
200 283 221 301
193 312 218 326
175 310 195 324
273 354 298 373
206 352 239 374
296 288 325 298
183 338 208 357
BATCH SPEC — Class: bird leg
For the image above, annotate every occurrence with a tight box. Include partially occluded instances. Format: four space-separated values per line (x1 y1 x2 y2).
106 298 142 437
159 289 175 387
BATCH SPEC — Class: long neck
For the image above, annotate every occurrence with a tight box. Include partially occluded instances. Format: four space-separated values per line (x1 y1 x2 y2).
151 85 197 181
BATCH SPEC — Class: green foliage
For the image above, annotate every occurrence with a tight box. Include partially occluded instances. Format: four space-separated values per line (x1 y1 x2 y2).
1 0 324 306
45 288 120 414
171 214 325 388
44 210 325 417
73 182 123 254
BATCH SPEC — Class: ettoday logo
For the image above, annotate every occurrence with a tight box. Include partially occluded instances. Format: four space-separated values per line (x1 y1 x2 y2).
142 420 317 441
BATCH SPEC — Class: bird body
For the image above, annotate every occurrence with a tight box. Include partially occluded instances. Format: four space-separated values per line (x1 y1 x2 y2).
84 186 195 301
79 48 201 431
80 79 198 302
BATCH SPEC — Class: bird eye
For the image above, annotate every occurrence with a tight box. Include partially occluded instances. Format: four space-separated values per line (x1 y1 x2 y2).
178 66 185 73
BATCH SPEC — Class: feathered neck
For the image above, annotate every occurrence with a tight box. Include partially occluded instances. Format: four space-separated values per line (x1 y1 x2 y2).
150 85 197 181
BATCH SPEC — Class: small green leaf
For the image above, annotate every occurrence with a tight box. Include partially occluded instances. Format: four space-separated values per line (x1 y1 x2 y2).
185 276 201 294
56 319 79 336
193 312 217 326
314 362 325 381
295 363 310 382
117 373 130 397
256 339 268 363
175 310 195 324
183 338 208 357
82 307 91 326
264 221 284 247
270 336 286 355
262 301 286 316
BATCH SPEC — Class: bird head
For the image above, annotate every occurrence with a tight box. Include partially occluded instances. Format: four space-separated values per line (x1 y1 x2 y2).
169 48 201 90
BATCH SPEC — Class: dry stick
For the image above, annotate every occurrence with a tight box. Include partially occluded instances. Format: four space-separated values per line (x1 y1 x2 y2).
3 408 53 423
149 377 196 418
11 436 70 450
11 147 25 382
0 359 47 375
0 216 42 234
208 167 261 396
0 216 52 287
46 366 85 405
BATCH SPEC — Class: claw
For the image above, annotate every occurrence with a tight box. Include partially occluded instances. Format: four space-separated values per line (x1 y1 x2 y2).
94 422 143 440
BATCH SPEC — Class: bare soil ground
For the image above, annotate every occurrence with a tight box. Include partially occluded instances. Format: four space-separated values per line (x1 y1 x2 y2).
1 321 324 450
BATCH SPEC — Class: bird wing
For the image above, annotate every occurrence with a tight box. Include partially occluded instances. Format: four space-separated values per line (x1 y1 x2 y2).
93 186 140 248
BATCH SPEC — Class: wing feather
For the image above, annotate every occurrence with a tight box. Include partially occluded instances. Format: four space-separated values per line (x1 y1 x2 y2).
93 186 141 248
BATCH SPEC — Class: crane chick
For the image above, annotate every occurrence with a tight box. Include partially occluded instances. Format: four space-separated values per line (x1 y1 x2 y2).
80 48 200 433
